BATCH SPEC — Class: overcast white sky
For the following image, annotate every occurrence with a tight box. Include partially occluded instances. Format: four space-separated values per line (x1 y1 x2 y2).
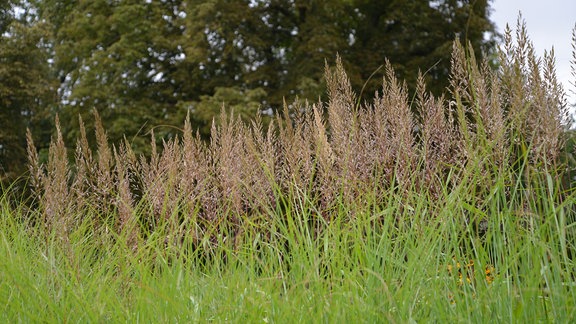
490 0 575 106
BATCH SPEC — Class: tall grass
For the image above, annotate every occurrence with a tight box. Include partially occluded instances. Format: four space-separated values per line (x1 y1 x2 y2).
1 21 576 322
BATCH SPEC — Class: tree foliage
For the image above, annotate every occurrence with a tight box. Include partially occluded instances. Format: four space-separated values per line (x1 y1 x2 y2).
0 3 57 182
1 0 498 181
348 0 497 96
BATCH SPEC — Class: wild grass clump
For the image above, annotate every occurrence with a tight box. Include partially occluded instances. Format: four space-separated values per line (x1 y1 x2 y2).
2 21 575 322
23 22 572 250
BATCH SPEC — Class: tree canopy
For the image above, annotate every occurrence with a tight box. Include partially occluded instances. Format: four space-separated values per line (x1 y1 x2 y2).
0 1 57 182
1 0 498 182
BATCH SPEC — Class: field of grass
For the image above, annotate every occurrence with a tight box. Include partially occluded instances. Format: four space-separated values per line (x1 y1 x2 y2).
1 24 576 322
2 173 575 322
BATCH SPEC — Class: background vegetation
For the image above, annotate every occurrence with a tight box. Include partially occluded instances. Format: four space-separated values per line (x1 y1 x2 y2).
1 0 497 182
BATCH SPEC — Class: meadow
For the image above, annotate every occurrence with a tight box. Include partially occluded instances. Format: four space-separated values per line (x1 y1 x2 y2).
1 25 576 322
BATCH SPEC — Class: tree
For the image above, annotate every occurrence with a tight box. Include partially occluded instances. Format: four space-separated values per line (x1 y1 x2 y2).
41 0 185 151
348 0 497 97
33 0 497 145
0 3 57 183
0 1 15 33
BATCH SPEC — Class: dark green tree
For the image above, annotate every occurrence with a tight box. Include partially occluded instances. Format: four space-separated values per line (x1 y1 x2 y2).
347 0 497 97
43 0 187 151
0 3 57 183
34 0 497 145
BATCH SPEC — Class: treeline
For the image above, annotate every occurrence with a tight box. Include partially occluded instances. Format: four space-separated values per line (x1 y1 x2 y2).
1 0 497 183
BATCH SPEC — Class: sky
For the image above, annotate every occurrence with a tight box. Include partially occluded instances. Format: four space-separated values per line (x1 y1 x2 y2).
490 0 575 107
